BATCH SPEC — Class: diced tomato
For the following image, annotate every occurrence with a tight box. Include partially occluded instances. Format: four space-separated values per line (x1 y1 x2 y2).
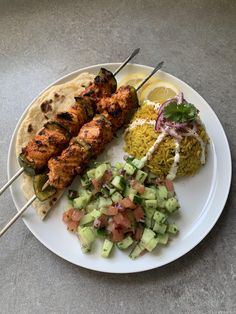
112 228 124 242
164 179 174 192
97 214 108 228
91 178 102 193
125 209 135 225
133 206 145 222
71 209 84 222
134 225 144 241
62 208 74 223
119 198 136 209
130 180 145 194
110 223 124 242
107 206 119 216
102 170 113 184
113 213 131 228
67 220 78 232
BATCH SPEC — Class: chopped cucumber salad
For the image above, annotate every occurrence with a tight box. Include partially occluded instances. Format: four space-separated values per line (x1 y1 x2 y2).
63 157 180 259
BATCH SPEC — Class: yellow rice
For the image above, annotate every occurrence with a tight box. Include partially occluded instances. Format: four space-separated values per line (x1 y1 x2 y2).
124 102 209 179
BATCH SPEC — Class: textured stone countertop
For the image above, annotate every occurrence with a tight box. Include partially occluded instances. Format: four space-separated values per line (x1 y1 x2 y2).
0 1 235 313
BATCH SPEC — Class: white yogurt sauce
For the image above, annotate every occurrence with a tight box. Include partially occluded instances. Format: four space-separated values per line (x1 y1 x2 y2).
143 100 161 111
141 132 166 164
167 140 180 180
128 119 155 130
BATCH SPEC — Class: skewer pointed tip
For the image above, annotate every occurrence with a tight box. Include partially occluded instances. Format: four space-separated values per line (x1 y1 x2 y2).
131 48 140 58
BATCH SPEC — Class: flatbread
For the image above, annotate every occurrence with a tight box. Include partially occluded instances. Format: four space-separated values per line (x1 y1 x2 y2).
15 72 95 219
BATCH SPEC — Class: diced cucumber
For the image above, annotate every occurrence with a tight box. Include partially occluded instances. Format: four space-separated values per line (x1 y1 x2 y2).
142 187 156 200
145 217 152 228
90 209 101 219
157 233 169 245
165 197 180 213
123 162 136 175
153 211 167 224
95 163 109 180
112 169 119 177
80 174 90 187
111 176 126 191
131 194 143 205
79 209 102 226
124 186 137 198
98 197 112 209
156 185 168 200
96 228 107 237
167 223 179 234
145 237 159 252
100 207 108 215
149 185 157 191
156 199 167 209
111 191 123 203
87 168 96 179
73 195 90 209
129 243 145 259
125 156 134 164
79 213 94 226
153 222 167 234
144 206 155 220
109 188 116 196
131 158 145 169
135 169 148 183
114 162 123 170
78 226 96 252
101 187 110 196
80 189 92 199
101 239 114 258
145 200 158 210
167 191 175 198
140 228 156 247
86 200 98 212
117 236 134 250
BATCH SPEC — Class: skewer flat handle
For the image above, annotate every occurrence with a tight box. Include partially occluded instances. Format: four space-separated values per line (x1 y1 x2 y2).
0 167 24 196
0 194 36 237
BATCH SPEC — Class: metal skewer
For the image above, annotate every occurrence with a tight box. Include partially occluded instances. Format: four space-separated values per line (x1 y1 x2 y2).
136 61 164 92
0 60 163 238
113 48 140 76
0 195 37 237
0 48 140 197
0 167 24 196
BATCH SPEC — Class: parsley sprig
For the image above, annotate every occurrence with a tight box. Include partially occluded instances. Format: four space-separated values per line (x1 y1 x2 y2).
163 102 198 123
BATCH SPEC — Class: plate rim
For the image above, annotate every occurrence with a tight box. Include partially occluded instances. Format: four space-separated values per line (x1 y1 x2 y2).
7 62 232 273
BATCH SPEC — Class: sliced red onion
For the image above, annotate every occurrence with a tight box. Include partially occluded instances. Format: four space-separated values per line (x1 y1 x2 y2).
155 92 198 139
165 127 182 140
93 218 101 228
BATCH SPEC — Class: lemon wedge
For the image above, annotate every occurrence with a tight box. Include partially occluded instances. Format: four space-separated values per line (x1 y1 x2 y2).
119 73 159 92
140 81 179 104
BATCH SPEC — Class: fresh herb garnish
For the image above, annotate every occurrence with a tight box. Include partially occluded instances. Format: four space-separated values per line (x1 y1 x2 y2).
163 102 198 123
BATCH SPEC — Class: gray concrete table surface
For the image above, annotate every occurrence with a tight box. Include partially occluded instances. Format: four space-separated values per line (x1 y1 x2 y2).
0 0 235 313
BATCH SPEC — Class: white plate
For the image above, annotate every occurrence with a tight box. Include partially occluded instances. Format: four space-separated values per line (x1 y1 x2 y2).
8 63 232 273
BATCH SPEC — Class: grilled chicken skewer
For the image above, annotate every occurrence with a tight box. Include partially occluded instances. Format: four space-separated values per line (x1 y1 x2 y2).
48 85 138 190
0 48 140 195
0 61 163 237
19 68 116 175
